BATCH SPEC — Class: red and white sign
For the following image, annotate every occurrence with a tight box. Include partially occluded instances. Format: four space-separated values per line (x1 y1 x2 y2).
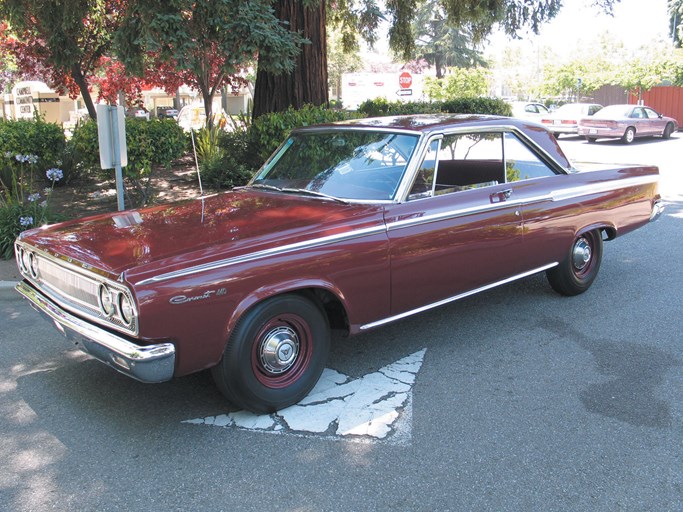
399 72 412 89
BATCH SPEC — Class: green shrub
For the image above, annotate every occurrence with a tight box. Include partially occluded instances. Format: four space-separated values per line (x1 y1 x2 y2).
0 117 66 171
69 118 187 206
357 97 512 117
250 104 357 162
440 97 513 116
357 98 441 117
201 129 253 189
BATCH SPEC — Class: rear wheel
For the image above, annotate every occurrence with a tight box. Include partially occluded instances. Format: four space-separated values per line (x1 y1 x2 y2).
585 136 596 144
546 230 603 296
212 294 330 413
662 122 674 139
621 127 636 144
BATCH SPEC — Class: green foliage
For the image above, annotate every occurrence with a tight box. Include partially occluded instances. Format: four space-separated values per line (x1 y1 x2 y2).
201 105 358 189
357 97 512 117
200 129 254 189
423 67 490 100
250 104 357 162
0 117 65 169
68 118 187 206
440 97 512 116
0 154 63 260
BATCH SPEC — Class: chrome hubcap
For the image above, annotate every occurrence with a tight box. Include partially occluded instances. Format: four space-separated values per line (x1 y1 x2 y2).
259 326 300 374
572 238 592 271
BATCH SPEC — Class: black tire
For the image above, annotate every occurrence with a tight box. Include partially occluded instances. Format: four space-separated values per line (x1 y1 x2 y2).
546 230 603 296
585 136 596 144
211 294 330 413
554 133 561 139
662 122 674 139
621 127 636 144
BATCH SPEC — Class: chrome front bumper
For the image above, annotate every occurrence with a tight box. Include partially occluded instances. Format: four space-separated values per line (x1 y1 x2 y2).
16 281 175 383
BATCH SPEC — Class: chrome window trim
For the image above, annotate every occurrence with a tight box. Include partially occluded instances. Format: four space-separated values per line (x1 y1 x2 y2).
360 263 558 331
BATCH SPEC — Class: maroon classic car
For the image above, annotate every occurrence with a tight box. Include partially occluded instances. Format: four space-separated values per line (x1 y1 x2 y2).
578 104 678 144
14 115 663 413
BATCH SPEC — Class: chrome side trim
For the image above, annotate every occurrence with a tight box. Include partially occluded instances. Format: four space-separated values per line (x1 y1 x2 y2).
550 175 658 202
137 173 656 285
359 263 558 331
16 281 175 383
386 198 529 231
136 225 387 285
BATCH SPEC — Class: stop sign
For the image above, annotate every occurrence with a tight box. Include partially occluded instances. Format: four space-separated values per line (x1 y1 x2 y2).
399 72 412 89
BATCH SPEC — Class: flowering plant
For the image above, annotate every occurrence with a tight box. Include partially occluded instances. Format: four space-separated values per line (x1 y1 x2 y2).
0 152 63 259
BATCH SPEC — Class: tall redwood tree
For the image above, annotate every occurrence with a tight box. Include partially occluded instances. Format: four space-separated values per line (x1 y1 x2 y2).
252 0 328 118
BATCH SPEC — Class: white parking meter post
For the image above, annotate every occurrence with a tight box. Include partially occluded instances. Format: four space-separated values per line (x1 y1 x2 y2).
96 104 128 211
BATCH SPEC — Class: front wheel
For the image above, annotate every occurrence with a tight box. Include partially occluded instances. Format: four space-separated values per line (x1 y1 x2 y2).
546 230 603 296
662 122 674 139
212 294 330 413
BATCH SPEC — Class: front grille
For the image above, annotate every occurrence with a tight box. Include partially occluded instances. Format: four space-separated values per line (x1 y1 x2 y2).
15 242 138 336
39 257 100 312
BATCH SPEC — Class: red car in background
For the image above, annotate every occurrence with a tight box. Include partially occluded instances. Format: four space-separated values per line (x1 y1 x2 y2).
578 104 678 143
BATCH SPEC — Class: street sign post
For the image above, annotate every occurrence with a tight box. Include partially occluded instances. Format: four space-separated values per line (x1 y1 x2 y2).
96 104 127 211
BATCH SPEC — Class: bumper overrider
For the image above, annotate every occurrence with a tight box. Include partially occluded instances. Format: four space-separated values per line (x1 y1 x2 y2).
16 281 175 383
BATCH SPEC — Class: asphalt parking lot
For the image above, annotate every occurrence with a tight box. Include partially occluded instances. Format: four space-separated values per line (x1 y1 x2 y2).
1 133 682 511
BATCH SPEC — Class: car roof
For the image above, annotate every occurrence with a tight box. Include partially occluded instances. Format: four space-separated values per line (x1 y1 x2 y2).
294 114 572 171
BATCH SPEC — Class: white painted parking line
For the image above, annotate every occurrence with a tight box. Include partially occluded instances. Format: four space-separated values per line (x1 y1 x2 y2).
183 349 426 444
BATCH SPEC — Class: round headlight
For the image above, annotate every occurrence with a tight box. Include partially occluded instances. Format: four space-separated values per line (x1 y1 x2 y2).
20 248 31 275
118 293 135 327
28 252 39 279
98 284 116 317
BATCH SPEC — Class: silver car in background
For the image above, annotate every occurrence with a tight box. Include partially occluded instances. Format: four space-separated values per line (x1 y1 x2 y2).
540 103 603 137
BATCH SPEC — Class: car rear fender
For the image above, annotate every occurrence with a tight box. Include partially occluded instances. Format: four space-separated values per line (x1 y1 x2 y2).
577 222 617 241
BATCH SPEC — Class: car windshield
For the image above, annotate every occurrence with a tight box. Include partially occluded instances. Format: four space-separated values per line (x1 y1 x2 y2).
251 130 420 201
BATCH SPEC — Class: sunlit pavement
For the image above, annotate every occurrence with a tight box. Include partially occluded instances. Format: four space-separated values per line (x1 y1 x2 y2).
557 132 683 201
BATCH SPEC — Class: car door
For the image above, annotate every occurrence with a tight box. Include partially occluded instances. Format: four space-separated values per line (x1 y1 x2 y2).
383 131 529 316
644 107 666 135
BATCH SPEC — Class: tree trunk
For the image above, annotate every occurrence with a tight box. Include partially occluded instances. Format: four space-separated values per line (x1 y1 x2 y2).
71 64 97 120
252 0 328 119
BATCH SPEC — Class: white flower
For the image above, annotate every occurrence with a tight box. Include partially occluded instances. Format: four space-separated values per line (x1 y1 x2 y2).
27 193 41 202
40 200 48 208
15 154 26 163
46 168 64 182
27 154 39 165
19 216 33 227
3 151 12 159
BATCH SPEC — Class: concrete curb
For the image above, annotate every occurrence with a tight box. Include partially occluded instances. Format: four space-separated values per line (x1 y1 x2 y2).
0 281 19 300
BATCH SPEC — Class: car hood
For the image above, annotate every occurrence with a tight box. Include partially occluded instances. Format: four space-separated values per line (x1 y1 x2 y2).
20 189 385 282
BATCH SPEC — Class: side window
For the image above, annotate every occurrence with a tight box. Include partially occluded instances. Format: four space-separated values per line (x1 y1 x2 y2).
645 108 660 119
504 133 558 182
432 132 504 195
408 139 439 199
